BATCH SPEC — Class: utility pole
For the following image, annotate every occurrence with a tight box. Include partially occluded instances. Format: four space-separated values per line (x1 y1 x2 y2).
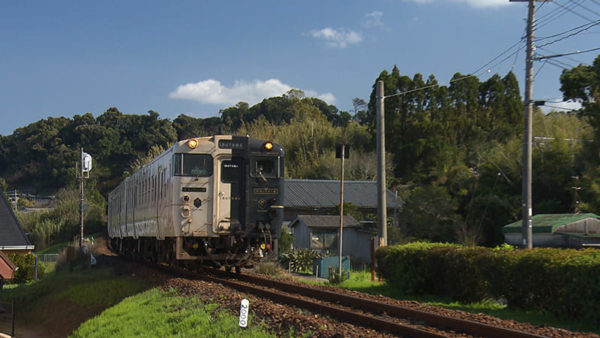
79 149 85 249
511 0 542 249
572 175 581 213
77 149 92 249
338 144 346 278
376 80 388 247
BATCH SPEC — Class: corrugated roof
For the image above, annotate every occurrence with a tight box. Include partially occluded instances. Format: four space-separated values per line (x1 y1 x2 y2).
290 215 360 229
503 213 600 234
284 179 401 209
0 191 34 250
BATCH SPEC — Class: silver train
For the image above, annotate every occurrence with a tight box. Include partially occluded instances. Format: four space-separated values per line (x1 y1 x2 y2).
107 135 284 270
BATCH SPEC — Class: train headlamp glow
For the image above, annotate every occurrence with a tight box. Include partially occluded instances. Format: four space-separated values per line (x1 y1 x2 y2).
264 141 273 151
187 139 198 149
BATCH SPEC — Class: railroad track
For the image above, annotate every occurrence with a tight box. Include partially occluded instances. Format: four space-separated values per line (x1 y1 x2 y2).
159 264 545 337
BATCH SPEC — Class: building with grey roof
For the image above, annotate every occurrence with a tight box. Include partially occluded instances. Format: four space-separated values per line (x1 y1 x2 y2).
0 191 34 253
283 179 402 222
289 214 373 263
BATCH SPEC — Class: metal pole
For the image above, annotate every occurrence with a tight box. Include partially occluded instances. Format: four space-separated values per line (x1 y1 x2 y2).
11 299 15 338
376 80 388 247
521 0 535 249
338 144 345 277
79 148 84 249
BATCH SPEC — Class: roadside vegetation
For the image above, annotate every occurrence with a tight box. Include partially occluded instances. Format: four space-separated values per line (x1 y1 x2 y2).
322 270 600 334
71 288 273 338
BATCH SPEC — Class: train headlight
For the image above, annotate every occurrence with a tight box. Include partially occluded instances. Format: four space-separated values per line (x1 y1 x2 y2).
263 141 273 151
187 139 198 149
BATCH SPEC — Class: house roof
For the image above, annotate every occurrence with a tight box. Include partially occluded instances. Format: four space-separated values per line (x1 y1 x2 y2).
0 190 34 251
284 179 401 209
290 214 360 229
503 213 600 234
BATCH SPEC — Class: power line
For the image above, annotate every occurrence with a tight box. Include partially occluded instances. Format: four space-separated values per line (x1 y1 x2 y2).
536 0 582 29
538 46 590 65
470 38 526 76
535 20 600 42
535 46 600 60
536 20 600 48
553 0 595 23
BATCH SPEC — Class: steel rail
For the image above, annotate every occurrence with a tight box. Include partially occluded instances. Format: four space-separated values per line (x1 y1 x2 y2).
214 270 545 338
200 272 445 337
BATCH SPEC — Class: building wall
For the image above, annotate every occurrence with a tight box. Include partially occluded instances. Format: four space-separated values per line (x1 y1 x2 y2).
0 260 14 279
291 221 372 263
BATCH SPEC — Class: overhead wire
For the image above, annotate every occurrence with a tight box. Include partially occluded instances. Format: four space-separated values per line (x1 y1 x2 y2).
535 46 600 61
537 46 590 65
536 20 600 49
536 0 582 29
535 20 600 42
553 0 595 23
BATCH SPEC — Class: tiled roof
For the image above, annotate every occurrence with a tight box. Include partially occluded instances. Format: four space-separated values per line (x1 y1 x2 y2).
0 191 34 250
290 214 360 229
503 213 600 234
284 179 401 209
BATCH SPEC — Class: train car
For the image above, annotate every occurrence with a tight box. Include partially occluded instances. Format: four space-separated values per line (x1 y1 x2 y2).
107 135 284 270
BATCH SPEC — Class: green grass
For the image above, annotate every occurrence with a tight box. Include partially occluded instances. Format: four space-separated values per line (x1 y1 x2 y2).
0 267 149 315
315 270 600 334
36 241 69 255
71 288 274 338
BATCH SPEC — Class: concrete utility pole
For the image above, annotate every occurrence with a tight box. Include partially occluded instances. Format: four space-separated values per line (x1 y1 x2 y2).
338 144 345 277
513 0 537 249
376 81 388 247
511 0 546 248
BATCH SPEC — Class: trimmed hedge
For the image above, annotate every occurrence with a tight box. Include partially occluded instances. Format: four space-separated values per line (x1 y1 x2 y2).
375 243 600 324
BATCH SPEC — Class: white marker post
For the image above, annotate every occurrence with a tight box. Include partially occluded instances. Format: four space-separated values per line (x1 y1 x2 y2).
239 299 249 328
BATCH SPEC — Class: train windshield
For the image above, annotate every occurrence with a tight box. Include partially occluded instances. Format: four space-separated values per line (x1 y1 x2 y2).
250 156 281 178
173 154 213 176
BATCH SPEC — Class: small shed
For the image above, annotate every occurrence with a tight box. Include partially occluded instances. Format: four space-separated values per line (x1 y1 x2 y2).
289 215 374 263
503 213 600 247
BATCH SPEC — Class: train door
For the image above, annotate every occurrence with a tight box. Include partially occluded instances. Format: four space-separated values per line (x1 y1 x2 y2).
216 157 244 232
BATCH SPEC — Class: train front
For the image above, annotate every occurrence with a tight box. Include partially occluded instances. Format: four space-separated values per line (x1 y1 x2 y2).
243 137 285 260
176 135 284 269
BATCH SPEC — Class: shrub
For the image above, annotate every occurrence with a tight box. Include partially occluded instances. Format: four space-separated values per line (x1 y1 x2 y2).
7 253 45 283
279 249 323 273
376 242 600 325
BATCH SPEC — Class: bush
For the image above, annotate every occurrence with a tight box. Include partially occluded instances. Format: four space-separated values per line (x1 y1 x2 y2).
376 242 600 325
375 242 459 294
253 260 283 276
279 249 323 273
7 253 46 283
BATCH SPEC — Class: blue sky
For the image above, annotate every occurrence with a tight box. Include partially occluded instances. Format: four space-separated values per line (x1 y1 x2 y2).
1 0 598 136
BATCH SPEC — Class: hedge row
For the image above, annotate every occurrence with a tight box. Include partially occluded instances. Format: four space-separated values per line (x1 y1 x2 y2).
375 242 600 324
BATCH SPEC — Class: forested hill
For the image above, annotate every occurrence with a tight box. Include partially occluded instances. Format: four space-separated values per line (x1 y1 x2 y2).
2 57 600 247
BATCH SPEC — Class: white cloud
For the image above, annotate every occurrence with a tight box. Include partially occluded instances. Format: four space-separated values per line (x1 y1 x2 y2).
169 79 336 106
364 11 384 28
403 0 509 8
308 27 363 48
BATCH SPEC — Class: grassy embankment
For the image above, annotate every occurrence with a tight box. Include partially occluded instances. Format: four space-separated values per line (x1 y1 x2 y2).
0 265 275 337
322 270 599 334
